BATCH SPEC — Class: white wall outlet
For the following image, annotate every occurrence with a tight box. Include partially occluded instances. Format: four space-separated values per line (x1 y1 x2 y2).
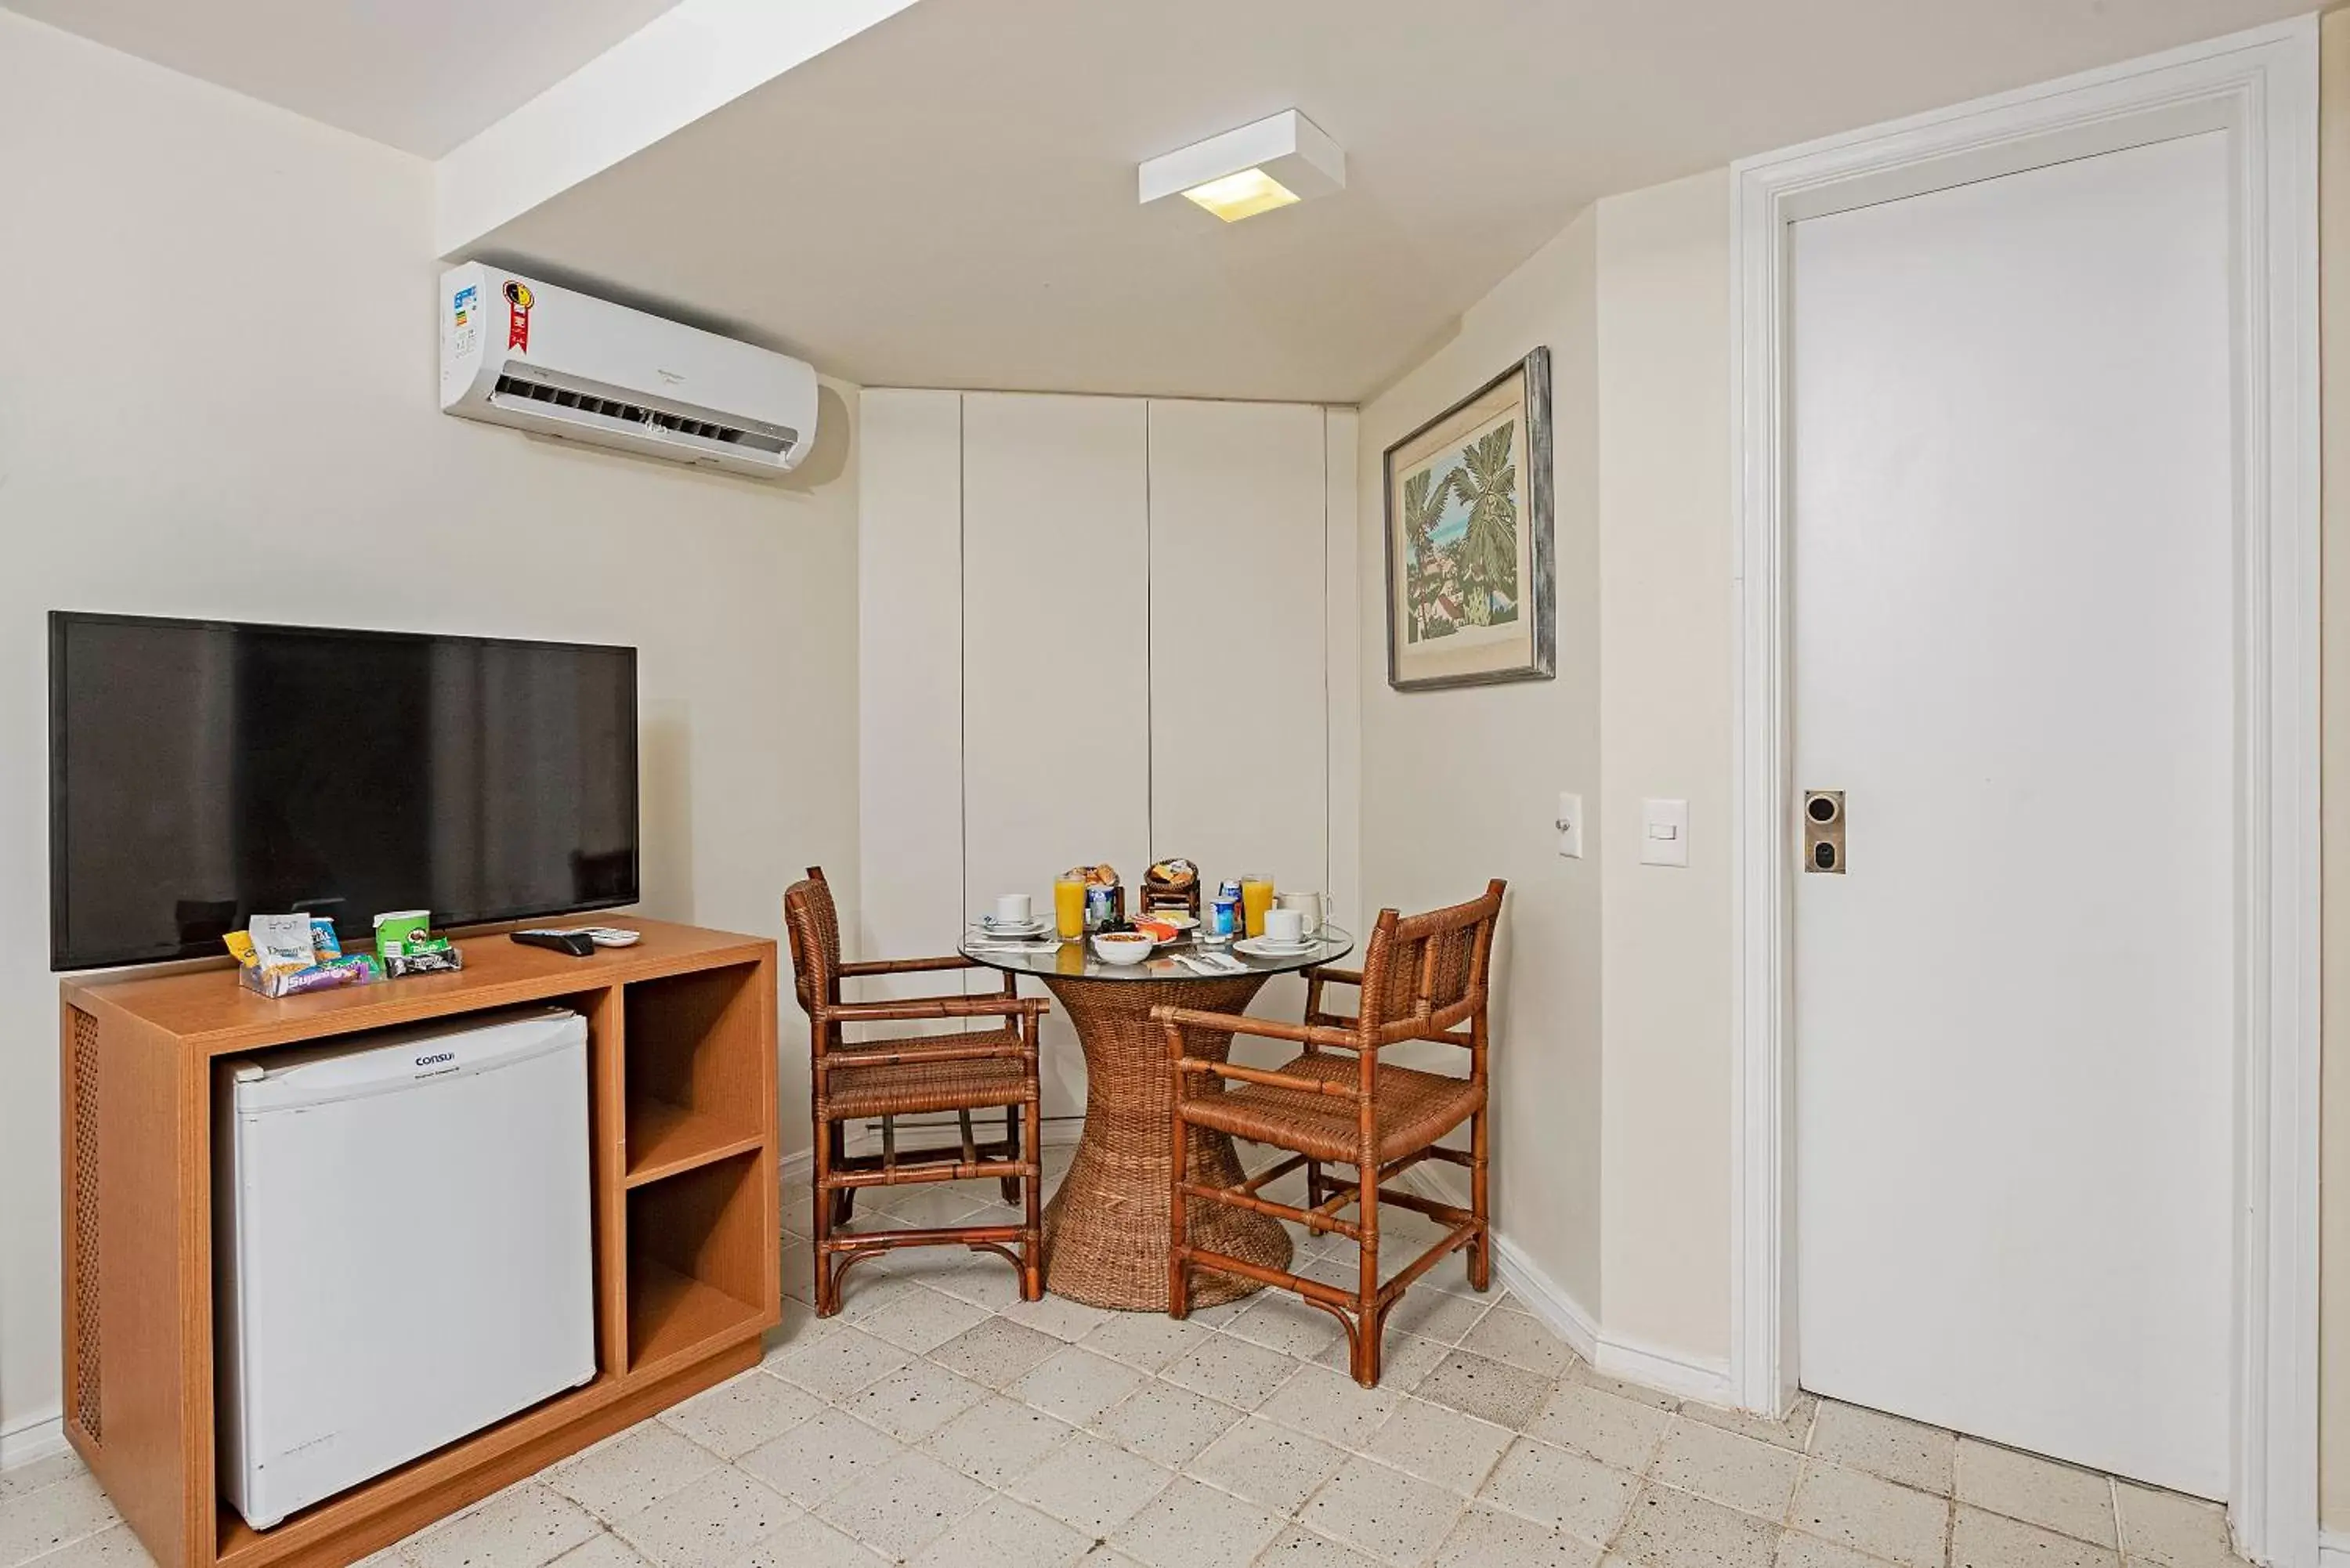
1556 792 1585 858
1640 797 1689 867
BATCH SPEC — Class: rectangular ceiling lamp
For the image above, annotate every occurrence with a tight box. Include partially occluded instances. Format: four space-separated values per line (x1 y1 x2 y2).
1138 109 1345 222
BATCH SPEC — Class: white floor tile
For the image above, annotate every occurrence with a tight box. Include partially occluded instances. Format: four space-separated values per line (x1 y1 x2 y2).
1007 1431 1176 1536
0 1472 119 1568
812 1449 990 1561
1476 1438 1637 1544
906 1494 1090 1568
1299 1458 1467 1568
838 1358 988 1442
1432 1504 1606 1567
401 1484 602 1568
734 1406 904 1509
923 1394 1076 1487
1363 1398 1515 1495
655 1371 821 1458
1161 1335 1308 1411
1090 1380 1249 1468
546 1422 723 1522
1185 1418 1347 1513
1012 1346 1153 1425
1109 1475 1285 1568
608 1469 796 1568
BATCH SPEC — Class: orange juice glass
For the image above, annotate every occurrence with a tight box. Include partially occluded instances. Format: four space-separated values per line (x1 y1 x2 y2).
1053 876 1087 940
1240 873 1275 938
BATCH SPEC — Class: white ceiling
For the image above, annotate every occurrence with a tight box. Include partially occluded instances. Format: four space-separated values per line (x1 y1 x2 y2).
470 0 2314 403
3 0 683 156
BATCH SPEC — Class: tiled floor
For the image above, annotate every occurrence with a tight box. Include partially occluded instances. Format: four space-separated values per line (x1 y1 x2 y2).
0 1147 2251 1568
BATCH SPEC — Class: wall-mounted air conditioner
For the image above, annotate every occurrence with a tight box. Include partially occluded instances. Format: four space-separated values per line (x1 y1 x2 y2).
439 263 818 479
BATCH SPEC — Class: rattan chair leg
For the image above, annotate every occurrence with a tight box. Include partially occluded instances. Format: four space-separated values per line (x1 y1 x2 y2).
1000 1105 1023 1205
1353 1172 1382 1386
1021 1095 1044 1301
1469 1107 1492 1292
826 1121 855 1229
1168 1113 1192 1320
1353 1299 1386 1385
813 1117 842 1317
1306 1158 1326 1209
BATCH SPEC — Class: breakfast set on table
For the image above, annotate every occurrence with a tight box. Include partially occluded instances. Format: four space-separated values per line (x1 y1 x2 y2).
783 857 1509 1387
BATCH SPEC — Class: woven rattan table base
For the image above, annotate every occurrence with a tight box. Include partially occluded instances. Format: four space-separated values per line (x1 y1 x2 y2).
1039 974 1292 1310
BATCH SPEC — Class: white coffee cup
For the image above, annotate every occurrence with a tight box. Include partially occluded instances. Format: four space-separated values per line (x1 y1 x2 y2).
1274 890 1324 933
994 893 1032 925
1262 907 1308 945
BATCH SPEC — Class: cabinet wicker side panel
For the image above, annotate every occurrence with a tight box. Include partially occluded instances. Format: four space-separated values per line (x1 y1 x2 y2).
64 1005 102 1444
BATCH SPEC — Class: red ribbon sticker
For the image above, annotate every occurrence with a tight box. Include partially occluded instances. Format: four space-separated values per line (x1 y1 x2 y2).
504 280 534 353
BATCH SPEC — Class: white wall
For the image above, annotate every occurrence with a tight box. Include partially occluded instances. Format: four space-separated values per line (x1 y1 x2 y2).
0 11 862 1447
1592 172 1737 1373
1356 210 1606 1319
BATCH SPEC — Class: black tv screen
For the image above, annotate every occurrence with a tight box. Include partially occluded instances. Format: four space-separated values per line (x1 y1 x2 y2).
49 612 639 970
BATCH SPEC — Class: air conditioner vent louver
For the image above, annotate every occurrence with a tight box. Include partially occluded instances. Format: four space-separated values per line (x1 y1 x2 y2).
492 374 795 455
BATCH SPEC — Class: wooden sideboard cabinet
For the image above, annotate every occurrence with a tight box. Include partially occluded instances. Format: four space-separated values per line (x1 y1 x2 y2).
58 918 781 1568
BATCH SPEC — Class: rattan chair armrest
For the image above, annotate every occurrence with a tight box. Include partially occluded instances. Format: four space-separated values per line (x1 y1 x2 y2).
1150 1005 1358 1051
1176 1057 1362 1097
819 995 1048 1024
819 1040 1032 1068
1305 966 1364 987
837 955 978 977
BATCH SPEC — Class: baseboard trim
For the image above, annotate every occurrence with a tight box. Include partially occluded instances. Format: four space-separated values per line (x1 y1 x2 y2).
1389 1166 1600 1366
0 1410 67 1472
2316 1528 2350 1567
1386 1165 1732 1407
1488 1230 1600 1365
1593 1331 1736 1409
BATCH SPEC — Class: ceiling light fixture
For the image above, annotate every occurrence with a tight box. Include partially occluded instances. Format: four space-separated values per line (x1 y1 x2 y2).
1139 109 1344 223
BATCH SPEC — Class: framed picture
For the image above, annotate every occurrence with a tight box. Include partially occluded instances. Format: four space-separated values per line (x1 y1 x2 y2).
1381 348 1554 690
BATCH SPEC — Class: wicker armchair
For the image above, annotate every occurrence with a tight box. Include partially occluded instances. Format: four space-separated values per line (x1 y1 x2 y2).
1158 880 1505 1385
784 867 1046 1314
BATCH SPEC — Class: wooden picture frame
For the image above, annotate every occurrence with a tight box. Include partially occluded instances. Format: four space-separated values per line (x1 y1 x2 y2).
1381 348 1554 690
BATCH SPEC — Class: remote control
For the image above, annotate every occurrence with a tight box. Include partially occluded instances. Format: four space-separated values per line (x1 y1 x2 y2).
576 927 642 948
512 928 596 957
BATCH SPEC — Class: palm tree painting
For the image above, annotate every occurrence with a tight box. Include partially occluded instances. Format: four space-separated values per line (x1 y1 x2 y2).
1384 349 1554 688
1399 418 1520 642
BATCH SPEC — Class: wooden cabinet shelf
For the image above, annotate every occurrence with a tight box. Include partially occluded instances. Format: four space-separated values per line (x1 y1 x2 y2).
623 1098 764 1187
60 918 780 1568
627 1259 763 1373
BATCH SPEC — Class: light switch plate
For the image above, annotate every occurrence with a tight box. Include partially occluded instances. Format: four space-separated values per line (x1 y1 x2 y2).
1640 797 1689 867
1556 792 1584 859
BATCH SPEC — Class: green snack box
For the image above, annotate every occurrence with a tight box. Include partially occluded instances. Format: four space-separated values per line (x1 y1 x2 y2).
372 909 432 958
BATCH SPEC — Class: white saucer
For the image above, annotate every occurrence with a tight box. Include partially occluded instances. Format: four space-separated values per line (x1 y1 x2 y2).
1234 935 1319 958
975 917 1050 937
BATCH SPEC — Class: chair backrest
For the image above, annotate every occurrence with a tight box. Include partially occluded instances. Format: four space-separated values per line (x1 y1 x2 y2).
783 866 841 1021
1355 880 1506 1046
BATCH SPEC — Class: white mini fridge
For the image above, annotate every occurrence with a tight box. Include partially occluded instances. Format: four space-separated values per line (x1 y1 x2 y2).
215 1008 596 1530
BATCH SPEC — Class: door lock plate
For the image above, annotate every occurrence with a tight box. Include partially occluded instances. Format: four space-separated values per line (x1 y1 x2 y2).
1803 789 1846 874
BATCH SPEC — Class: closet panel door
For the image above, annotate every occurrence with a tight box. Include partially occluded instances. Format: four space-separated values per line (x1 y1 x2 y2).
964 393 1152 1117
856 390 967 1040
1147 400 1329 1028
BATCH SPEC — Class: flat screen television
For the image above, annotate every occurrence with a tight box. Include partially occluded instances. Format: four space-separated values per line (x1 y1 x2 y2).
49 612 639 970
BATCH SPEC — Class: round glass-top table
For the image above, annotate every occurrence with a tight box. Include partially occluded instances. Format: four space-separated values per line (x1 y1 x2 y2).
960 927 1354 1310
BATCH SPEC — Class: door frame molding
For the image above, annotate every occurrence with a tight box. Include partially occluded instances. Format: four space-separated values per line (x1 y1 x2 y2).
1727 21 2319 1564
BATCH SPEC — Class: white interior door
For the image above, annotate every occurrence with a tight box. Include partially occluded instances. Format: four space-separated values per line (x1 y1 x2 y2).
1790 133 2236 1496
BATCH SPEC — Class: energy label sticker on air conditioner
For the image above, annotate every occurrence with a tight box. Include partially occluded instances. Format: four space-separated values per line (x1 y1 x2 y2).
450 284 479 358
